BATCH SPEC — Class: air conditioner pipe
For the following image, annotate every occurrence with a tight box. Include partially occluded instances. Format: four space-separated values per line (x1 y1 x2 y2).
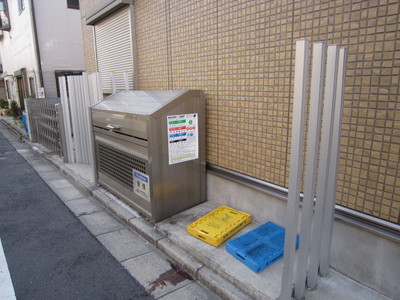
29 0 43 88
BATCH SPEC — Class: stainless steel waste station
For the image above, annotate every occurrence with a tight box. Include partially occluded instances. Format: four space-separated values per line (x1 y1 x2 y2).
90 90 206 222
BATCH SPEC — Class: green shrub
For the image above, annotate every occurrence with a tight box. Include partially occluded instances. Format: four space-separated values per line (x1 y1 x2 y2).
0 99 9 109
9 100 21 118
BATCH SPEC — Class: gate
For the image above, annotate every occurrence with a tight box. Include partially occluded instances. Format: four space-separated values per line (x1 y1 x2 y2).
25 98 64 156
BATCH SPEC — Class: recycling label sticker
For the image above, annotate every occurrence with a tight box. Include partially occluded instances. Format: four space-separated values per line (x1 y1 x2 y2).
133 170 150 201
167 113 199 165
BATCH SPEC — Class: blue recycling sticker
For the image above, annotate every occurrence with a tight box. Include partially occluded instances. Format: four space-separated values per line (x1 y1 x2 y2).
134 171 148 182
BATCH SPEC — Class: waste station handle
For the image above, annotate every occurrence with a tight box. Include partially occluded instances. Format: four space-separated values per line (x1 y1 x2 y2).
106 124 121 131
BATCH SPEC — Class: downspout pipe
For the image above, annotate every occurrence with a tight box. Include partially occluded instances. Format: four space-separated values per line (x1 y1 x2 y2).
29 0 43 88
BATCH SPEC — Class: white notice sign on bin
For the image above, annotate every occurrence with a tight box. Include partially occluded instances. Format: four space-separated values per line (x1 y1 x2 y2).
167 113 199 165
133 170 150 201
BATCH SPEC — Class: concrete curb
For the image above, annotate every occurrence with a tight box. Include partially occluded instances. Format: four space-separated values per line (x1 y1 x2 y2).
0 117 26 139
0 118 250 299
198 267 250 300
68 169 250 299
59 165 95 194
56 164 250 299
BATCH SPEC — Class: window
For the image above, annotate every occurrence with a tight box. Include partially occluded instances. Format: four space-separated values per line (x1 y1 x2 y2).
67 0 79 10
0 0 11 31
18 0 25 13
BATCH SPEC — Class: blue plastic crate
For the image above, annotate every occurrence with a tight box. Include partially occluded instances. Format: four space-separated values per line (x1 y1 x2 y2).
226 222 300 273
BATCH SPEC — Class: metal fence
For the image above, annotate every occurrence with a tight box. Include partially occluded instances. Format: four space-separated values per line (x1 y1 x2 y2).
25 98 64 156
59 73 102 164
24 72 122 162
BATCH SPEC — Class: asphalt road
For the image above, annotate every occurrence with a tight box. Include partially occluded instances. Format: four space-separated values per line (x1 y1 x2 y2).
0 130 153 300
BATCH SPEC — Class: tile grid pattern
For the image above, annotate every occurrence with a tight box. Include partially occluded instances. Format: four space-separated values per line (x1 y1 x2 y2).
79 0 99 73
81 0 400 223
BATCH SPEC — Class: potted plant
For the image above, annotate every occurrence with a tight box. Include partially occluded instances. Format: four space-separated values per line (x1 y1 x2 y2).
0 99 9 116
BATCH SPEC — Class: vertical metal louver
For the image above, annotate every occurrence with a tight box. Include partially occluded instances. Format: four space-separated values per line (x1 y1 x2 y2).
94 6 134 92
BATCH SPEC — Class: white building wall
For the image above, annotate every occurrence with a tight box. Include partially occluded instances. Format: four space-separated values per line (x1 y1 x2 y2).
0 0 85 102
34 0 85 97
0 0 37 101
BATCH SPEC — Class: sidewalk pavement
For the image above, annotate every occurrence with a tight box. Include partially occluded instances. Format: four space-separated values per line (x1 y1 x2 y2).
0 116 390 300
0 127 153 300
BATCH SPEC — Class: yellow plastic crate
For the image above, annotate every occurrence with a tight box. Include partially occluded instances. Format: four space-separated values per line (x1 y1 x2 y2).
187 206 252 247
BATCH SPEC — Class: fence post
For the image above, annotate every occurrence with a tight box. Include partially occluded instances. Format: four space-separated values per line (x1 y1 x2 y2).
59 77 74 162
280 39 310 300
307 45 340 290
124 72 129 91
319 47 347 276
56 103 68 163
280 41 347 299
111 71 116 93
294 42 326 300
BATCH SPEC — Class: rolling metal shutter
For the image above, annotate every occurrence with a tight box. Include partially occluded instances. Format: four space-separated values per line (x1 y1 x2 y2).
94 6 134 92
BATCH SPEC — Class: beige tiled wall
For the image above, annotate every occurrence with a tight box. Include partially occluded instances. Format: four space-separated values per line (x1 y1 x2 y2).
81 18 97 73
81 0 400 224
79 0 101 73
135 0 170 90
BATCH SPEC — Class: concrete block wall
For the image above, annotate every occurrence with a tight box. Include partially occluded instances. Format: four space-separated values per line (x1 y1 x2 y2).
207 173 400 299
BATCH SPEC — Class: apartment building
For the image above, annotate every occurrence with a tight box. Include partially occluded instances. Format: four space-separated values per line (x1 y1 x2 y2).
0 0 85 109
